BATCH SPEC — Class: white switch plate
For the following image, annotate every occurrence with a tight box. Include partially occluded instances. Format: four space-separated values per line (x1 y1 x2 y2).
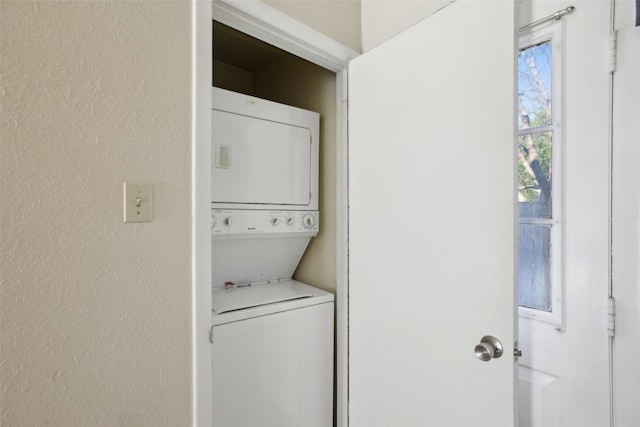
124 182 152 223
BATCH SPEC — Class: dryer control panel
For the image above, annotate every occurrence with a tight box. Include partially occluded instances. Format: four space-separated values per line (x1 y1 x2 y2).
212 210 319 238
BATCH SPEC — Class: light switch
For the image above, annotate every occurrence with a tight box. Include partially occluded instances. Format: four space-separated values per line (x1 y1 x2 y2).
124 182 152 223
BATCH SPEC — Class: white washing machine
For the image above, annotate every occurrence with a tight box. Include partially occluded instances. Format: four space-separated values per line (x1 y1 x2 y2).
210 89 333 426
211 280 334 427
210 209 333 427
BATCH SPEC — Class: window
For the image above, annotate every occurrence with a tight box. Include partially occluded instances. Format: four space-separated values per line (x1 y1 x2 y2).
517 23 564 325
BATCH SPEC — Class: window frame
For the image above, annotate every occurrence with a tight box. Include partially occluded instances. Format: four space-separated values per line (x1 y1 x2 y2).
517 22 565 327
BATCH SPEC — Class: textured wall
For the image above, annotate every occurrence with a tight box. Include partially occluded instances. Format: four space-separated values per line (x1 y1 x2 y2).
0 1 192 425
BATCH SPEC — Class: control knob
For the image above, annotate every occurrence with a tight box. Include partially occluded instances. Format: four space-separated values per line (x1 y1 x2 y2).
303 214 315 229
223 217 232 226
271 217 280 226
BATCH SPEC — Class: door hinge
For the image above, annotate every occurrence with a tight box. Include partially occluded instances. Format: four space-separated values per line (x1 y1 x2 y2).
209 326 215 344
607 297 616 337
609 31 618 74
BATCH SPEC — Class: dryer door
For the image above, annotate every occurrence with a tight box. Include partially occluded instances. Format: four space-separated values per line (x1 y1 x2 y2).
212 110 312 207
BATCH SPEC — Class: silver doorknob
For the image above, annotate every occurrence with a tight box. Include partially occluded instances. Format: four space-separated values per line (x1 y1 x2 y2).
475 335 503 361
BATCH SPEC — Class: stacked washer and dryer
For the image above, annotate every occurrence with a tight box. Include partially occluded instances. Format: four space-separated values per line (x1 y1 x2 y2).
210 87 334 427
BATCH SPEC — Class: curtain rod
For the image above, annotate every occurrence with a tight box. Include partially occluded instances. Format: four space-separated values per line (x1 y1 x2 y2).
519 6 576 32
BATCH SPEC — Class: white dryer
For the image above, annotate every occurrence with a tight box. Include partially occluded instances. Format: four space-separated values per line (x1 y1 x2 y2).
211 87 319 212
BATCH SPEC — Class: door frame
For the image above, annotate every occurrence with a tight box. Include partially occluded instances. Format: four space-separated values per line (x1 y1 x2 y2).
192 1 357 425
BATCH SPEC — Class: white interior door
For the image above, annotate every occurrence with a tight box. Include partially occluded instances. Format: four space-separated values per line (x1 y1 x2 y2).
516 2 612 426
348 1 517 426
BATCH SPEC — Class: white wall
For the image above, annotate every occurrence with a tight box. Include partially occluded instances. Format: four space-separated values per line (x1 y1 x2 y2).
0 1 192 425
361 0 452 51
612 1 640 424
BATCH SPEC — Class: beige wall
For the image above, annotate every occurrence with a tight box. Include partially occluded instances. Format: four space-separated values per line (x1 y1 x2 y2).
254 56 338 293
263 0 362 52
0 1 192 425
213 58 255 94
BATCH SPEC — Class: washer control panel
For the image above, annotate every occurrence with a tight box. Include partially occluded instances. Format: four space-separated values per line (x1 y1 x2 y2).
212 210 319 236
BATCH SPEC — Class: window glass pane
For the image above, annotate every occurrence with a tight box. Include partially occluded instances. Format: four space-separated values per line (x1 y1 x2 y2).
518 132 552 218
518 41 552 130
519 224 552 311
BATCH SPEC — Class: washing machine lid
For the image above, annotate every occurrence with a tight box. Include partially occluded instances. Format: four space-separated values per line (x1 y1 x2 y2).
212 280 313 314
